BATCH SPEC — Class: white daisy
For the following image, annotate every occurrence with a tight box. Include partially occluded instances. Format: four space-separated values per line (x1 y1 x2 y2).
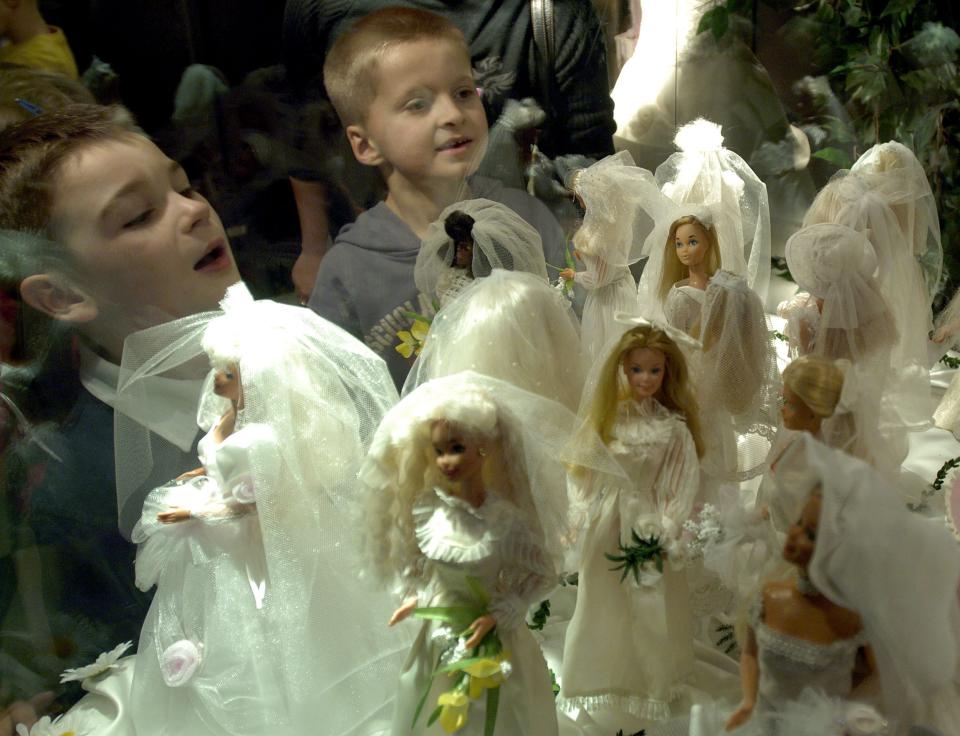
59 640 132 683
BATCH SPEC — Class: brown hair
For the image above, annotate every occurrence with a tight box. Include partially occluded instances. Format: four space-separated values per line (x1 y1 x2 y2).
658 215 721 304
0 103 138 240
323 7 469 126
0 64 96 132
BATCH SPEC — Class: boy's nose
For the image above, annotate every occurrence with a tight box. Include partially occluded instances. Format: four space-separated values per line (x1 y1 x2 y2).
436 95 466 126
179 193 212 232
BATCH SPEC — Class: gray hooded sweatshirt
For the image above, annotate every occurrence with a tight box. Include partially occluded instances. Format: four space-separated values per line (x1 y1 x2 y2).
308 176 568 388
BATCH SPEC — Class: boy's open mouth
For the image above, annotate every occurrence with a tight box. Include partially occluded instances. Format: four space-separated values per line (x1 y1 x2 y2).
194 240 230 272
436 137 472 152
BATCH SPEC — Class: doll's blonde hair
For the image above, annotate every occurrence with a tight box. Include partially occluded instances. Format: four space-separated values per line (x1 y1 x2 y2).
583 324 704 457
782 356 844 419
361 391 542 587
657 215 721 304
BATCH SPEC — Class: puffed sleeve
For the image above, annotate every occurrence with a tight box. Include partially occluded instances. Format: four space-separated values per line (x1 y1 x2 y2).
209 424 280 505
653 418 700 538
489 512 555 632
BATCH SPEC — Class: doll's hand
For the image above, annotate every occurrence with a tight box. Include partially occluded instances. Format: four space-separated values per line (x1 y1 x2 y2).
559 268 575 281
725 700 755 731
932 325 955 344
388 598 418 626
175 467 205 481
464 614 496 649
158 508 191 524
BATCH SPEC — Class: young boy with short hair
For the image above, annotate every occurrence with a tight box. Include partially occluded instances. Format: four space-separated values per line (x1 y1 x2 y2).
0 103 240 717
310 6 568 387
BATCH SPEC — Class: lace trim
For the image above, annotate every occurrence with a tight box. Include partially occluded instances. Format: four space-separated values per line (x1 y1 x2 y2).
750 598 864 668
556 689 680 721
413 488 519 565
608 399 683 455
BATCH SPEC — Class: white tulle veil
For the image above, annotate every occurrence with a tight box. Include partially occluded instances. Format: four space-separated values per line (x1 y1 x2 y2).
572 150 667 268
650 118 772 304
359 371 622 589
414 198 548 305
777 434 960 726
117 283 406 734
699 270 779 481
784 223 897 365
403 269 585 411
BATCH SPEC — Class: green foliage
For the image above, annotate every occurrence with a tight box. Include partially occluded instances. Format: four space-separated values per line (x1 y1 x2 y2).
526 599 551 631
605 529 665 585
700 1 960 303
909 454 960 512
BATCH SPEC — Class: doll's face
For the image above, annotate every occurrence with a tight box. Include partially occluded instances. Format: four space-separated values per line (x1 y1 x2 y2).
674 223 711 269
454 240 473 268
622 347 666 402
783 491 821 569
431 420 485 487
213 363 243 407
780 386 821 435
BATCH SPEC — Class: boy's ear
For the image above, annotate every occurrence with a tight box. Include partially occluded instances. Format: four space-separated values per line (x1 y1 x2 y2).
345 124 384 167
20 274 98 324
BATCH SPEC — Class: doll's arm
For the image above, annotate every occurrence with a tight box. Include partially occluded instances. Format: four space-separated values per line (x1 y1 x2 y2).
489 518 554 632
726 625 759 730
655 424 700 537
175 466 206 481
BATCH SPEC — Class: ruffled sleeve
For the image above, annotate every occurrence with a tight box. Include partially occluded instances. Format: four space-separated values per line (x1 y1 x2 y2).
488 507 555 632
652 416 700 537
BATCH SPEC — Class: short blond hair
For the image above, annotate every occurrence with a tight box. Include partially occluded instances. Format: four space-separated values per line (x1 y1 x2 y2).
323 7 469 126
782 355 844 418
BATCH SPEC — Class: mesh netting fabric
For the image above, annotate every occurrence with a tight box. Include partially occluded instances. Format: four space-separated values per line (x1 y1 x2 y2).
572 150 667 268
414 198 548 306
651 119 771 304
403 269 586 411
119 283 408 735
698 270 779 482
784 223 897 365
359 371 622 589
851 141 942 299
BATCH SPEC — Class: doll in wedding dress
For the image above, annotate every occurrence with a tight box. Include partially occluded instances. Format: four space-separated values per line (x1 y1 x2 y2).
558 321 704 723
358 372 619 735
123 284 407 736
725 434 960 735
414 198 548 309
637 119 771 315
557 151 667 360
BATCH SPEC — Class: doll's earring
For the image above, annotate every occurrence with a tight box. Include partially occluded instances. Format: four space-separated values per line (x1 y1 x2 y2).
478 447 488 457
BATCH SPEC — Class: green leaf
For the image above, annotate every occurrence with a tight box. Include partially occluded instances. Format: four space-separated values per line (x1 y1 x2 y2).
426 704 443 727
880 0 917 20
484 686 501 736
697 6 729 41
812 147 853 168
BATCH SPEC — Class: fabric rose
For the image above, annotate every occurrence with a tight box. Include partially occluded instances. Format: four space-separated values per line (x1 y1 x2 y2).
161 639 202 686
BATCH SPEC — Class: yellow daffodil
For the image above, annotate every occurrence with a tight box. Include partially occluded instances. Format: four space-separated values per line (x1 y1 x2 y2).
465 655 509 699
437 690 470 733
394 319 430 358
